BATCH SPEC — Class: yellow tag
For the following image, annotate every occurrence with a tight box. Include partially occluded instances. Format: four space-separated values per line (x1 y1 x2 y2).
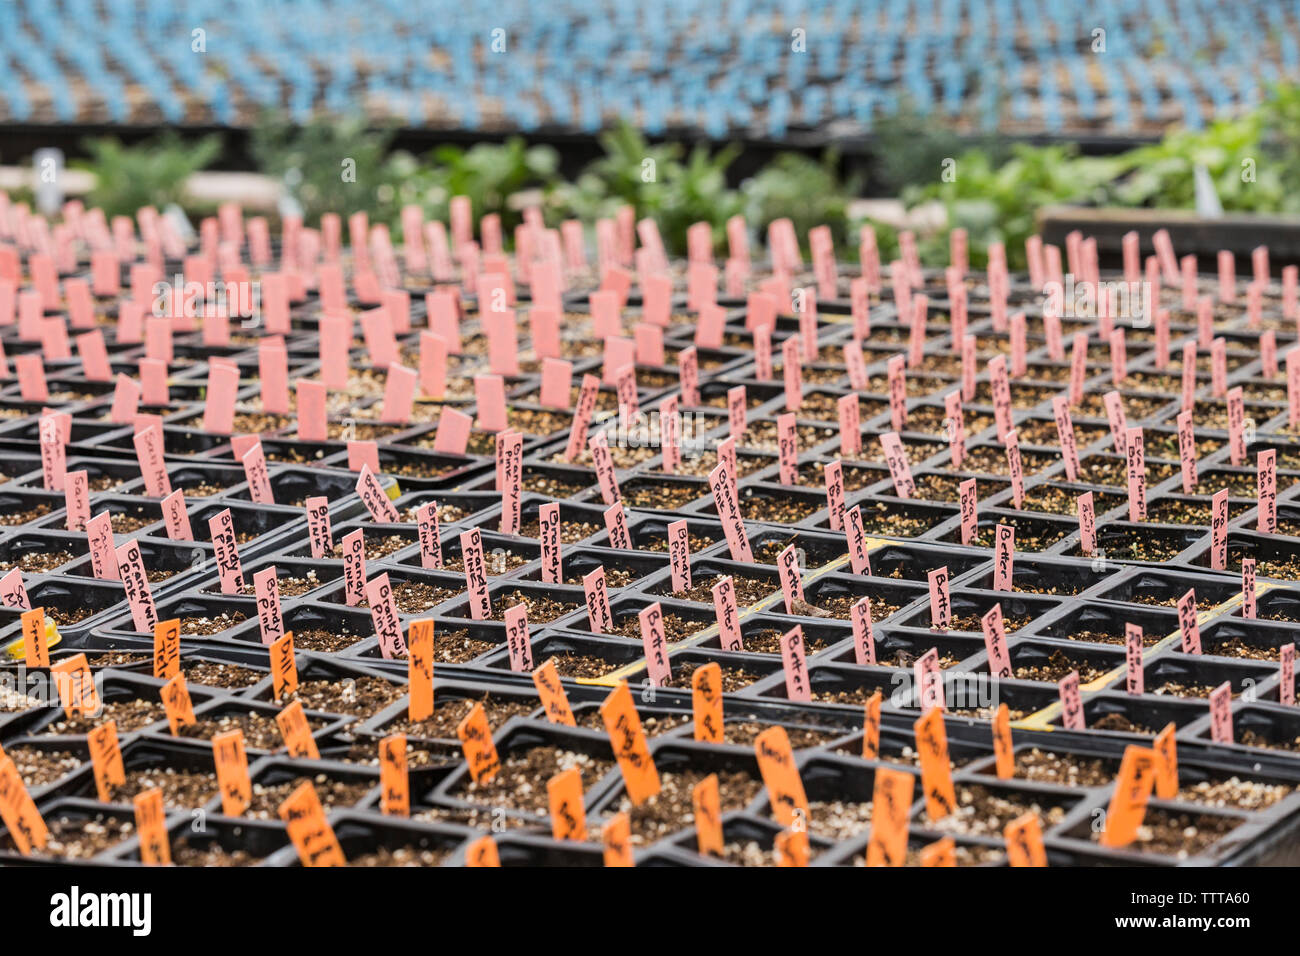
5 617 60 660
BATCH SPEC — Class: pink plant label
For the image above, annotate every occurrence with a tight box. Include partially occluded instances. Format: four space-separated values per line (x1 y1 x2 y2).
38 415 65 492
887 354 907 432
695 303 725 349
915 648 945 712
928 566 950 630
582 567 613 633
1051 396 1079 481
851 598 875 666
845 505 871 575
838 394 861 457
305 496 331 559
347 441 380 474
944 390 965 468
1281 644 1295 707
505 603 533 673
1125 427 1145 521
667 519 691 593
679 347 700 405
564 374 601 461
712 576 742 651
133 426 172 498
366 574 408 660
1210 489 1229 570
780 626 811 702
777 413 798 485
782 336 802 411
1243 560 1257 619
356 465 400 523
1178 589 1201 654
907 295 928 367
604 502 632 551
77 330 111 381
258 341 290 414
295 380 328 443
0 568 29 611
64 470 90 532
1262 331 1278 379
639 603 672 687
1180 342 1197 412
844 341 868 390
1210 337 1227 396
1258 449 1277 533
962 334 977 402
433 407 473 455
1005 429 1024 509
959 478 977 546
86 512 118 580
381 364 418 425
708 461 752 562
1209 682 1233 744
1125 623 1145 695
879 432 915 499
753 325 772 381
1177 410 1198 492
460 528 491 620
473 374 507 433
1059 672 1084 730
727 385 747 440
589 431 620 505
777 544 804 614
994 524 1015 591
824 460 846 531
417 502 442 570
538 502 561 583
1068 333 1088 405
1227 386 1246 465
1103 391 1128 457
988 355 1012 439
242 443 275 505
115 539 158 633
498 431 524 535
540 358 572 410
1077 491 1096 555
159 489 192 541
254 567 285 646
208 509 245 594
660 396 681 474
981 604 1012 679
203 363 239 435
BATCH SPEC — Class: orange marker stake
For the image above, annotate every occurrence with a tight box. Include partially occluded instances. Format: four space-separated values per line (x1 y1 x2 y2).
602 812 634 867
213 730 252 816
547 768 588 841
862 690 882 759
754 726 809 829
914 708 957 821
920 836 956 867
775 828 810 867
532 658 576 726
1100 745 1157 848
87 720 126 802
270 631 298 702
153 617 180 680
160 672 197 735
134 788 171 865
21 608 48 668
692 661 723 744
380 734 409 817
466 834 501 867
692 773 724 856
277 699 321 760
1004 813 1048 867
1153 723 1178 800
993 703 1015 779
600 682 660 805
408 619 434 722
865 766 914 866
456 701 501 784
278 781 345 867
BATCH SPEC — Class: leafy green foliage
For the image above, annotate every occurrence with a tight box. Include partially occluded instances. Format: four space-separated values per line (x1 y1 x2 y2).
742 150 860 251
78 132 222 219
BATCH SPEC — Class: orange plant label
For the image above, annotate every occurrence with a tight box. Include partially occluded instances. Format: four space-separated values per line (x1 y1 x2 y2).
754 726 809 829
865 766 914 866
1004 813 1048 867
277 700 320 759
466 834 501 867
270 632 298 702
160 673 197 735
380 734 410 817
600 682 660 805
993 702 1015 778
278 781 345 867
1153 722 1178 800
692 773 724 856
547 768 588 841
86 720 126 802
920 836 956 867
133 788 171 865
1100 745 1157 848
602 812 634 867
532 658 575 726
914 708 957 820
692 661 723 743
408 619 434 722
153 617 180 680
213 729 252 816
862 690 881 759
456 701 501 784
21 608 47 668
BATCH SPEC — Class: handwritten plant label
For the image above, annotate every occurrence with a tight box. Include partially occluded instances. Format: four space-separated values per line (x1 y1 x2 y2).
667 519 691 593
538 502 562 583
1100 745 1157 848
600 681 660 805
356 464 400 522
1126 623 1144 695
460 528 491 620
865 767 914 867
1209 681 1233 744
1258 449 1277 533
639 603 671 687
115 539 158 633
1125 426 1146 521
754 726 809 828
914 709 957 820
532 658 576 726
583 567 613 633
1178 589 1201 654
366 573 409 659
780 625 811 702
1243 559 1257 619
86 512 118 580
589 431 621 504
982 604 1012 679
208 509 244 594
504 602 533 672
845 505 871 575
708 461 753 562
993 524 1014 591
254 566 285 646
915 647 945 712
1059 670 1084 730
712 576 742 651
880 431 915 498
87 721 126 802
927 567 950 629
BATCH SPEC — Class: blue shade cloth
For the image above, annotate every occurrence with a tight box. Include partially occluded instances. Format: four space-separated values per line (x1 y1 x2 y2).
0 0 1292 136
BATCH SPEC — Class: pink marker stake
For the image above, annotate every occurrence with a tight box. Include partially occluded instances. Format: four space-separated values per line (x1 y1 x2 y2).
1078 492 1096 556
365 574 408 660
63 470 90 532
85 512 118 580
1258 449 1277 533
1177 410 1199 493
777 544 804 614
504 603 533 673
161 489 193 541
1209 682 1233 744
959 478 977 546
1242 560 1257 620
712 577 742 651
981 604 1012 679
305 496 332 559
208 509 245 594
851 598 875 665
582 567 613 633
667 519 691 594
928 567 950 630
1059 672 1084 730
879 432 915 498
417 502 442 570
993 525 1014 592
254 567 285 646
1210 489 1229 570
114 540 158 634
1178 589 1201 655
844 505 871 575
459 529 492 620
824 460 846 532
780 626 811 702
1125 427 1145 522
1125 623 1144 695
640 603 672 687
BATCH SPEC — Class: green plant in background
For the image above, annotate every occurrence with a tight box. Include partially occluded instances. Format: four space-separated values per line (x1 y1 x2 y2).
250 114 403 224
742 150 860 251
78 131 222 219
423 137 560 233
906 145 1122 269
